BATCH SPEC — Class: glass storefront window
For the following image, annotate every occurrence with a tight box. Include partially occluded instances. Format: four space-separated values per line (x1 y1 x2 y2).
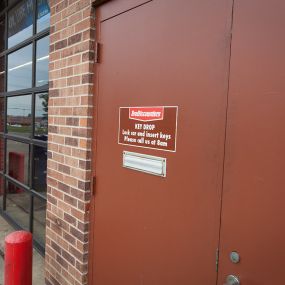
0 97 4 132
36 36 49 87
33 195 46 246
33 146 47 194
6 181 30 230
8 0 33 48
0 17 5 53
37 0 50 33
35 93 48 140
7 95 32 137
7 44 32 91
0 57 5 93
1 0 49 253
0 0 6 10
0 138 4 171
8 0 19 5
6 139 29 185
0 176 3 209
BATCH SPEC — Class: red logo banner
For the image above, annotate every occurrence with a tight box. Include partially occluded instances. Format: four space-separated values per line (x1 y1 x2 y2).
129 107 164 122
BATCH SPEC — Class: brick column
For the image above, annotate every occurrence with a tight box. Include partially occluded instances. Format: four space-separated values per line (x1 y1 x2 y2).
46 1 95 285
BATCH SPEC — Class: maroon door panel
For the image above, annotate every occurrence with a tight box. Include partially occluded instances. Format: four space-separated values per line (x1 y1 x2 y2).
91 1 233 284
218 1 285 284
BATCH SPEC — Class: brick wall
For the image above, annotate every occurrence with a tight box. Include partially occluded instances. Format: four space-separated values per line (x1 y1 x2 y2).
46 1 95 284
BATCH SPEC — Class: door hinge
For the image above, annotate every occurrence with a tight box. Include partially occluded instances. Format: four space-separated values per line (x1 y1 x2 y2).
91 176 96 196
216 248 220 272
95 42 101 63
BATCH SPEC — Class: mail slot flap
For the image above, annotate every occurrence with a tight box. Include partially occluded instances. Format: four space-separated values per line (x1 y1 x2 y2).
123 151 166 177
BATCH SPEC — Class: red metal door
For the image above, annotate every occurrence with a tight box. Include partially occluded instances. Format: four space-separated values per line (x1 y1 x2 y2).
217 1 285 284
90 1 233 284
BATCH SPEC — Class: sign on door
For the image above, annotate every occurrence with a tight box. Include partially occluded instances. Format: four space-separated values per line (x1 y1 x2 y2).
118 106 178 152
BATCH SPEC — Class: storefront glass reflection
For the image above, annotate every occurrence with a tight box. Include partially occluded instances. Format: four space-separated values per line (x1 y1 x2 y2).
37 0 50 33
7 95 32 137
6 140 29 186
0 0 49 253
7 44 33 91
36 37 49 87
8 0 33 48
6 181 30 230
33 146 47 194
0 176 3 209
33 195 46 246
0 1 6 10
0 97 4 133
0 138 4 172
35 93 48 140
0 17 5 53
0 57 5 93
8 0 19 5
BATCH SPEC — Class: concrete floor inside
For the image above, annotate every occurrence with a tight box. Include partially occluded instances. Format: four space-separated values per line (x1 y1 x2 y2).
0 215 45 285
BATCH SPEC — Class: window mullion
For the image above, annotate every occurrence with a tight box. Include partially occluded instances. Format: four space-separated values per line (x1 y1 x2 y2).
29 144 34 233
4 9 7 92
3 138 6 211
4 5 7 52
0 29 50 59
30 194 34 233
33 0 37 36
32 0 37 89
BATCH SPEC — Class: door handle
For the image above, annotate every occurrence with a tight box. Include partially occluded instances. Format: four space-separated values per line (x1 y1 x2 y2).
224 275 240 285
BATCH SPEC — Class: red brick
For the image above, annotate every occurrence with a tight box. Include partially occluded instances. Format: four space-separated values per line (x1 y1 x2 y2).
68 33 82 46
55 39 68 50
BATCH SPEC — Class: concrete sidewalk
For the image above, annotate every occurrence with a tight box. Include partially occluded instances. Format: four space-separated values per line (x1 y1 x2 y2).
0 216 45 285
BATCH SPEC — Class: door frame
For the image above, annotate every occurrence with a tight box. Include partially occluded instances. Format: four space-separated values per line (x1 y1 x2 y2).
88 2 102 285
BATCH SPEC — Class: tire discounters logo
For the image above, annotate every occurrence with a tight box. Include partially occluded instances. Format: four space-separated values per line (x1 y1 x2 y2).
129 107 164 122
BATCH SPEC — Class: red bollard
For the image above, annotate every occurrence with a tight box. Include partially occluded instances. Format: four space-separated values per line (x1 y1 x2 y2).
4 231 32 285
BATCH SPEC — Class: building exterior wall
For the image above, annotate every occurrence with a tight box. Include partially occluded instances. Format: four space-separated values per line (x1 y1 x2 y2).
46 1 95 284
